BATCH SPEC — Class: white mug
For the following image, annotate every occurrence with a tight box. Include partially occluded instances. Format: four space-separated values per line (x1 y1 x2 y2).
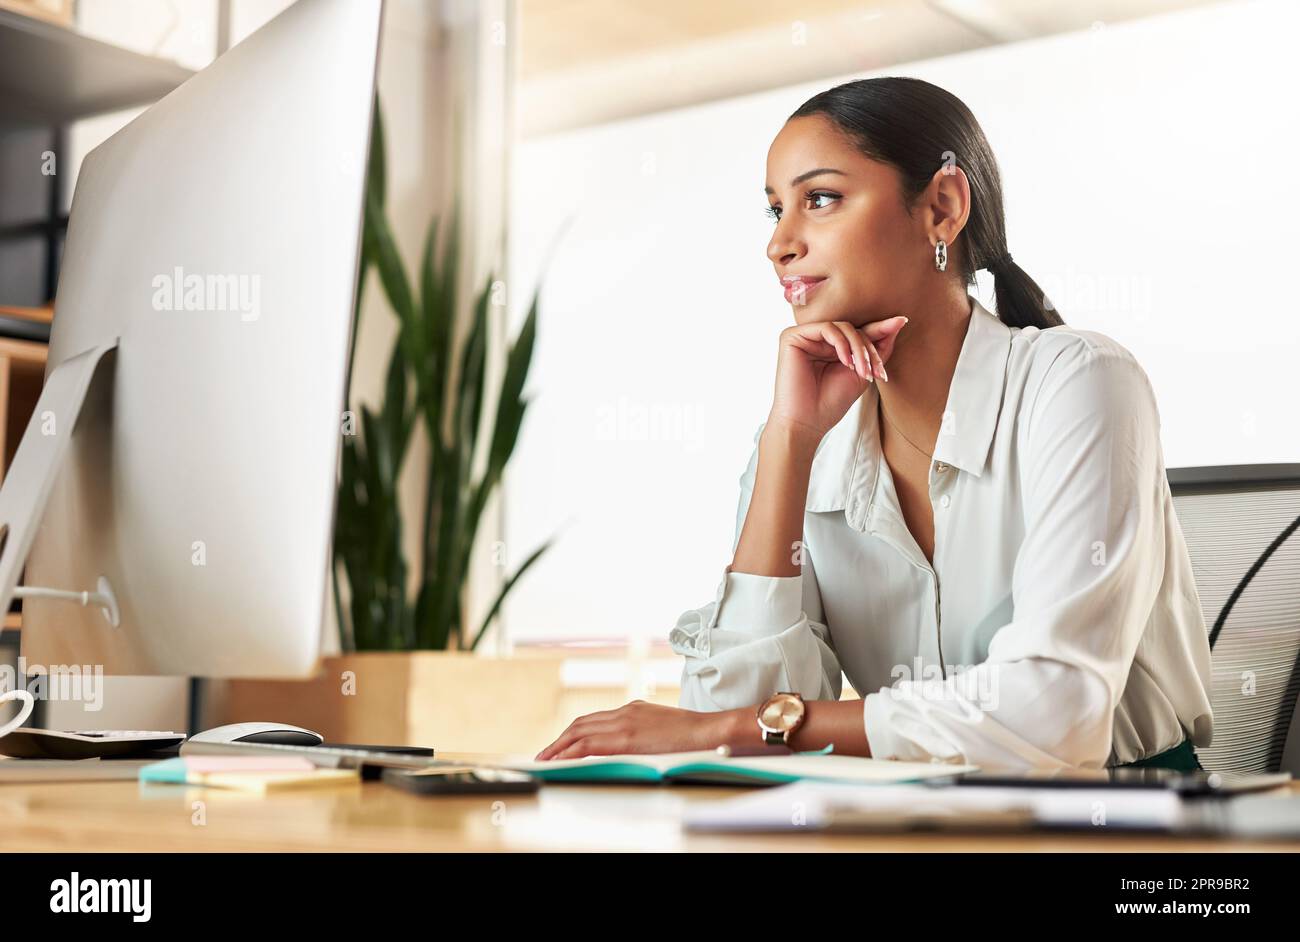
0 689 35 739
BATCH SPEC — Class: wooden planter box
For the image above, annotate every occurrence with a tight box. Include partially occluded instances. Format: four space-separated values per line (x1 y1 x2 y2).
214 652 566 755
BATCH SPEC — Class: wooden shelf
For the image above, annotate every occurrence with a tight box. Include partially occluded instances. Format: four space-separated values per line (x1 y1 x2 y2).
0 335 48 363
0 304 52 323
0 335 46 478
0 7 193 125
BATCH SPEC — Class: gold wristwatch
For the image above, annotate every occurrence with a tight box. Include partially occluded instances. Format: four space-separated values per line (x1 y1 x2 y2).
756 691 806 746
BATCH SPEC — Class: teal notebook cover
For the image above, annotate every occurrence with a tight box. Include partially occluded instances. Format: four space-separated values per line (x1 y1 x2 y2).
510 747 978 786
520 745 840 785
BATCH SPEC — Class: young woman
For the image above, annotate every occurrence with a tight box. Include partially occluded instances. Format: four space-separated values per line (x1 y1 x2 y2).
536 76 1214 772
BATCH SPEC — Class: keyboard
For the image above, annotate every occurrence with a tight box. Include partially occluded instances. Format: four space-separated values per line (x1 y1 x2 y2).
179 738 446 771
0 728 187 760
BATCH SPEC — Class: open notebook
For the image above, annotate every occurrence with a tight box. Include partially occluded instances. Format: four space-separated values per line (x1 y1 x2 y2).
501 748 978 786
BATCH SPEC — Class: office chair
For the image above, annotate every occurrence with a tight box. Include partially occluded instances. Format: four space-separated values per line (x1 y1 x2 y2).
1169 464 1300 775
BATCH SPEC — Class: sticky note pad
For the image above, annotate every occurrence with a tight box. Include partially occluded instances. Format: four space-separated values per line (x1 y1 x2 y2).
193 769 359 793
140 756 317 784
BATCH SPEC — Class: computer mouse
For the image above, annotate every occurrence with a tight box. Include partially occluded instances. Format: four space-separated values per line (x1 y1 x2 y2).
187 722 324 747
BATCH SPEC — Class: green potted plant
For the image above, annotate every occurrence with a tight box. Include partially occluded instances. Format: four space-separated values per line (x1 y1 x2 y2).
334 102 554 654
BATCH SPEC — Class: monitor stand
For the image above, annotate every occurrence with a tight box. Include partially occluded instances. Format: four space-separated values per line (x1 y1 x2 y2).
0 338 121 628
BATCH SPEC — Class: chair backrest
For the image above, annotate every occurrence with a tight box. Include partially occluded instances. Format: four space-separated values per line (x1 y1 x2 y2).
1169 465 1300 774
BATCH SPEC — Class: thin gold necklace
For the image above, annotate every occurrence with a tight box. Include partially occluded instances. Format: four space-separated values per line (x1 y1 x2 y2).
877 395 934 460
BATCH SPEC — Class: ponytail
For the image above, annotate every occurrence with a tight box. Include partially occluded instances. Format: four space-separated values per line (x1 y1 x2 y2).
988 253 1063 329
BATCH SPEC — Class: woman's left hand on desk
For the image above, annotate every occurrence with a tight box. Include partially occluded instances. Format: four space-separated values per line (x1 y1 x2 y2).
534 701 739 761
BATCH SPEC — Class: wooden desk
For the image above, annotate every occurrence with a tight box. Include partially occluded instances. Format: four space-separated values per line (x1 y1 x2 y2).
1 753 1297 852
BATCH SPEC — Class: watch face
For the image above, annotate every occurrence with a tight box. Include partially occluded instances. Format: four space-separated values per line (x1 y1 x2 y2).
758 694 804 732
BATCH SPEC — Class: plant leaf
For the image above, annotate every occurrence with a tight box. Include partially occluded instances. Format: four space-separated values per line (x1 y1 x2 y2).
468 537 555 651
368 93 386 210
487 285 538 477
381 335 412 468
366 189 418 359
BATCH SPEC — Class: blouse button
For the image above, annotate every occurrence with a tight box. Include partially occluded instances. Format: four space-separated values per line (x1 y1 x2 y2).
935 462 948 473
939 494 951 509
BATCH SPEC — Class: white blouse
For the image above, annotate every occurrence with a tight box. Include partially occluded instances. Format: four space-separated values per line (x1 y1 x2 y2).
670 296 1214 772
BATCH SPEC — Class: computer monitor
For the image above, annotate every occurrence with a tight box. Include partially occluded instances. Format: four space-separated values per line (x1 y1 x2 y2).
0 0 383 677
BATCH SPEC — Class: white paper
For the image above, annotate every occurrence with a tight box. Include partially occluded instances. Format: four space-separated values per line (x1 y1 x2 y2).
683 780 1187 832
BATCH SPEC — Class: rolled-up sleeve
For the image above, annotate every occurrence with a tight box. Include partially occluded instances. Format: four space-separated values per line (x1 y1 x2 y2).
863 341 1166 771
670 423 843 712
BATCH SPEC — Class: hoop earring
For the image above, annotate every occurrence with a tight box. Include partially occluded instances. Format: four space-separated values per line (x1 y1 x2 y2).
934 239 947 272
